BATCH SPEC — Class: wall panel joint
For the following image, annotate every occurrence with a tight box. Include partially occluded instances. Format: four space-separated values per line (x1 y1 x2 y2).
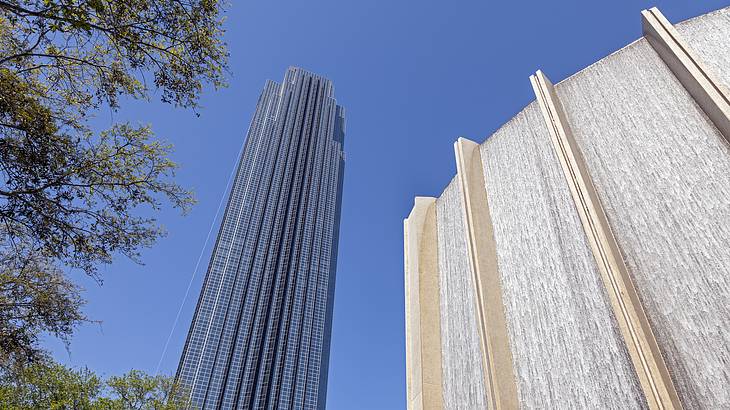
530 70 682 410
642 7 730 144
454 138 518 410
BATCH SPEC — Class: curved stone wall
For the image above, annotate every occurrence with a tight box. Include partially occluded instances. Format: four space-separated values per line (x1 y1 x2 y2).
480 103 645 408
405 5 730 409
556 32 730 408
436 179 489 409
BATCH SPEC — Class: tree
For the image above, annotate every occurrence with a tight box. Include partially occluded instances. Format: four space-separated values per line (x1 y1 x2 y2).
103 370 188 410
0 0 228 363
0 358 102 409
0 358 188 409
0 235 87 365
0 0 228 276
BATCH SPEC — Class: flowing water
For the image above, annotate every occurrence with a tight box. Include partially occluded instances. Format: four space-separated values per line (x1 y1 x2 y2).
479 103 646 409
436 179 489 409
677 7 730 95
557 36 730 407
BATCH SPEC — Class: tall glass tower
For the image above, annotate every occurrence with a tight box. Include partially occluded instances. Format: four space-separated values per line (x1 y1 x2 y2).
176 67 345 410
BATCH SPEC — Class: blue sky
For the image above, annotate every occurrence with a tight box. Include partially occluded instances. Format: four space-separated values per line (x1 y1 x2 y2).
46 1 729 408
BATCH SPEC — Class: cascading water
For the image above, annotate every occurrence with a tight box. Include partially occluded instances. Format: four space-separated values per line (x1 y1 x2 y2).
556 37 730 408
676 8 730 96
479 103 646 409
436 179 489 409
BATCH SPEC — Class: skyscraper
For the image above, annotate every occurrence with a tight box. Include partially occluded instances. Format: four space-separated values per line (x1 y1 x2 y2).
177 67 345 410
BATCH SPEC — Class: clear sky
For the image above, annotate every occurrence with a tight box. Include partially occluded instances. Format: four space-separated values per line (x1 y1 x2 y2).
46 1 729 408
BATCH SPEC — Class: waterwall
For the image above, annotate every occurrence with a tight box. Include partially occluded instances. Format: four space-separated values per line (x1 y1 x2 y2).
405 6 730 410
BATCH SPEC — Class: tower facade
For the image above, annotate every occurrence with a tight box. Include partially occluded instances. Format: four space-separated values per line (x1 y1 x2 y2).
177 67 345 410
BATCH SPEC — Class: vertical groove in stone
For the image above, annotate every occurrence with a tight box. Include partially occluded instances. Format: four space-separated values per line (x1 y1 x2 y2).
480 103 646 409
675 7 730 98
556 38 730 408
435 179 488 410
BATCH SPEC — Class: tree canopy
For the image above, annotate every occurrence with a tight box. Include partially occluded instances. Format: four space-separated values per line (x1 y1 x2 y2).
0 0 228 365
0 236 86 365
0 358 188 409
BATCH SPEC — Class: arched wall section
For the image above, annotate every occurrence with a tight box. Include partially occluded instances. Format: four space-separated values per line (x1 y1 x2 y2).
555 29 730 408
435 179 489 409
404 6 730 409
479 103 646 409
